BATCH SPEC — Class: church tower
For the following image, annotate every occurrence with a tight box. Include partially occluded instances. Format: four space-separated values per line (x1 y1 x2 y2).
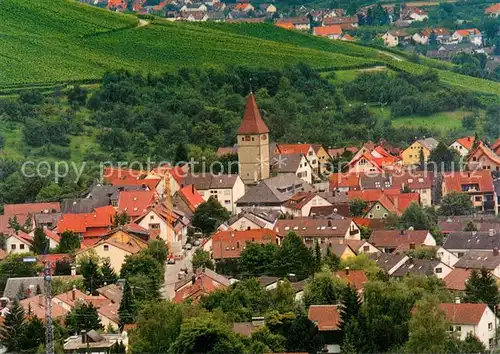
237 93 270 184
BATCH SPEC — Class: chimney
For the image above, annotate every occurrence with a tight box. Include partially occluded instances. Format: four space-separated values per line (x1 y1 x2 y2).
328 220 332 227
494 248 499 256
191 275 196 285
455 297 460 304
287 273 297 282
400 229 405 236
345 267 350 275
72 285 76 301
38 294 44 307
192 185 195 194
409 242 416 250
251 316 265 328
467 137 471 142
81 330 87 344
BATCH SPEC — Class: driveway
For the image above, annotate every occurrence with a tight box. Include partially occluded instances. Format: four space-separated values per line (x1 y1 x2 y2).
161 247 196 300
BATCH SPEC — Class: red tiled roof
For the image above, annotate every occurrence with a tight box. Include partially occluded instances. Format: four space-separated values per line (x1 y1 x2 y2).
103 167 146 183
314 25 342 36
348 189 419 215
342 34 354 41
276 22 295 29
323 16 357 25
21 295 68 321
107 0 127 9
443 170 494 194
455 28 480 36
55 288 111 309
174 271 228 303
276 143 311 155
57 206 115 236
118 190 155 217
237 93 269 135
329 173 360 190
439 303 487 325
347 152 383 172
335 270 367 291
212 229 280 259
486 3 500 13
369 229 430 249
178 185 204 213
455 136 475 151
308 305 340 331
468 142 500 165
443 268 472 291
234 2 251 10
274 217 354 238
283 192 318 210
4 202 60 217
43 228 60 243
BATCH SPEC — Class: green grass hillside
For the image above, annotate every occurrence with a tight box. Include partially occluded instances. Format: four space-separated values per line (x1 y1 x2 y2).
2 0 500 99
0 0 374 87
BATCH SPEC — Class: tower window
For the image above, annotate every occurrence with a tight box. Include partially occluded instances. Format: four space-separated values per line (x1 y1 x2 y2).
245 136 251 141
251 137 255 141
241 137 244 142
262 134 267 140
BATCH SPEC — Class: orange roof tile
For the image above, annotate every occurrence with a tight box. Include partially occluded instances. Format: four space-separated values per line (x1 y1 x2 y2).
443 170 494 194
439 303 488 325
369 229 430 249
314 25 342 37
276 144 312 155
455 28 480 36
455 136 475 150
308 305 340 331
276 22 295 29
118 190 155 217
178 185 204 212
443 268 472 291
329 173 360 190
469 141 500 165
335 270 368 291
111 177 160 190
237 93 269 135
103 167 146 183
486 3 500 13
4 202 60 218
212 229 280 259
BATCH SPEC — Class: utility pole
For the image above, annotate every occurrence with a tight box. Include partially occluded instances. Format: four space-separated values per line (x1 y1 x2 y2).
44 261 54 354
24 256 53 354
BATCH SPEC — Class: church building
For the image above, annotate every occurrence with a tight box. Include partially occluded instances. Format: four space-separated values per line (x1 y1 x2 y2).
237 93 270 184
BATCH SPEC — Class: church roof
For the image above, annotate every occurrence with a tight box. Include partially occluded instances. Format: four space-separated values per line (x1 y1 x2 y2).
237 93 269 135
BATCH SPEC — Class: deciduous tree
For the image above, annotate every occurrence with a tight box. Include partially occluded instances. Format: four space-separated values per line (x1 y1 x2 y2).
439 192 474 216
191 249 214 270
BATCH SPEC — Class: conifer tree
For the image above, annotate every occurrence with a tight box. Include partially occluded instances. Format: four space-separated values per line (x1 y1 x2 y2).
31 227 48 254
101 258 118 286
118 281 137 326
465 268 499 310
0 300 25 352
339 285 362 334
314 240 322 272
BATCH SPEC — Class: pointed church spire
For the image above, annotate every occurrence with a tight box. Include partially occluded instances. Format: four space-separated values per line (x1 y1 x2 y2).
237 93 269 135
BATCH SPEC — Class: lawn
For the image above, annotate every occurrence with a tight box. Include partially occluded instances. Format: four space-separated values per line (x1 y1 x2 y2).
391 111 473 133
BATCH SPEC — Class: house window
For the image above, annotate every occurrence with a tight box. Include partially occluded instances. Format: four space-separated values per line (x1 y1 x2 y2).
455 326 461 332
11 244 16 250
490 338 494 347
376 205 381 210
224 190 231 196
363 246 370 252
475 196 482 202
237 241 240 249
383 213 388 218
149 223 160 230
20 244 25 250
111 201 118 207
241 137 244 142
458 252 464 257
104 245 109 251
435 268 442 273
150 215 154 220
489 322 493 331
225 200 231 205
251 137 255 141
368 214 374 219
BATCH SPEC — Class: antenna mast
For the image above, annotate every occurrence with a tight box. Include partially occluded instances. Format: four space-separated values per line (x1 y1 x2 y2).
44 261 54 354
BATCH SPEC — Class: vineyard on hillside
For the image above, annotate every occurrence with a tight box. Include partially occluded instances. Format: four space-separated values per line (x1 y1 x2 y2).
1 0 500 100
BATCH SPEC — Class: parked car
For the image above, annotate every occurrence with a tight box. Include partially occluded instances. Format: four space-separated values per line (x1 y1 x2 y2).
184 243 192 250
193 240 200 246
167 257 176 264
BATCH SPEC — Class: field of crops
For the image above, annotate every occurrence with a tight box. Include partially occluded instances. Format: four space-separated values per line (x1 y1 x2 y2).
0 0 376 87
3 0 500 98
